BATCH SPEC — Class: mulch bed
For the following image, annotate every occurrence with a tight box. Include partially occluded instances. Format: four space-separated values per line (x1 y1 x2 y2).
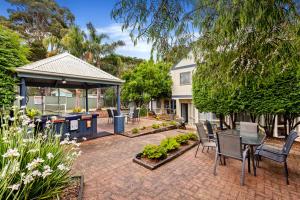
122 125 178 138
133 140 198 170
60 176 84 200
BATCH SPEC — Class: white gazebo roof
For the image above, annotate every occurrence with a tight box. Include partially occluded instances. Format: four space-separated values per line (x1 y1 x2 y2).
16 52 124 87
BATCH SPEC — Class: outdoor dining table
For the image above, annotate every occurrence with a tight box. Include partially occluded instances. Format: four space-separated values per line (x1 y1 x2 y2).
219 129 266 176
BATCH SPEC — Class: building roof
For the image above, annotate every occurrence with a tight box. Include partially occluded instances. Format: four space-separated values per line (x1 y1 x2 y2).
16 53 124 87
171 52 196 71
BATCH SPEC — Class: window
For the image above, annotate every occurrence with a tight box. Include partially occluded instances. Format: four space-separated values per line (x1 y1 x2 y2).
180 72 191 85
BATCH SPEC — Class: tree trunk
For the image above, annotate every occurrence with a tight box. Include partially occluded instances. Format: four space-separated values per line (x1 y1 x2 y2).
230 113 237 129
263 114 276 138
250 113 256 123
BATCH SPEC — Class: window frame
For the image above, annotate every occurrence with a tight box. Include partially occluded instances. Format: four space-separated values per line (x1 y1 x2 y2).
179 71 191 85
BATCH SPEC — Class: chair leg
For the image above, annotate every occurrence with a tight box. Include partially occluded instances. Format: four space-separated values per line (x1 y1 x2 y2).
207 146 209 153
201 146 205 153
223 156 226 166
284 161 289 185
241 156 246 186
213 154 219 175
195 142 201 158
248 152 251 173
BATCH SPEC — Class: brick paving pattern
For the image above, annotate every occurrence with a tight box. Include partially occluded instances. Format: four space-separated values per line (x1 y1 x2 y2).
72 130 300 200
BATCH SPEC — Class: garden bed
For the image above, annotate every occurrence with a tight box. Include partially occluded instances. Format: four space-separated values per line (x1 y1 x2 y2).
60 175 84 200
122 121 179 138
133 133 198 170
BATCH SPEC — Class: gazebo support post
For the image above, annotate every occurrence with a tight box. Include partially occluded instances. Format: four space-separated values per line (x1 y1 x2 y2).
20 78 26 108
85 88 88 112
116 85 121 116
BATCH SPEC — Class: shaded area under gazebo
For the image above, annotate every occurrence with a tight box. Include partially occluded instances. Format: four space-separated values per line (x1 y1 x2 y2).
16 52 124 138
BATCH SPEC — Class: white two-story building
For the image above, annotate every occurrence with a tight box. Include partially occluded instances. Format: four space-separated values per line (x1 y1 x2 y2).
170 53 217 125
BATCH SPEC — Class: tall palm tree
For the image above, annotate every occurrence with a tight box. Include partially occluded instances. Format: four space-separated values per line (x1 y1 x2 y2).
85 22 125 67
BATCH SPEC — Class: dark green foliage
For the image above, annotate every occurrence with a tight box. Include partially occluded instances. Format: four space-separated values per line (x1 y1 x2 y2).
160 137 180 152
142 144 167 160
0 26 29 108
99 54 144 77
121 61 172 106
5 0 74 61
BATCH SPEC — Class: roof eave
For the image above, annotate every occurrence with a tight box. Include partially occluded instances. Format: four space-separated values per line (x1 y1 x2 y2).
16 68 125 85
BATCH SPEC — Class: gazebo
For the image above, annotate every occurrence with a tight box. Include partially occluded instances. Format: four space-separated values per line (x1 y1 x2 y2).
16 52 124 137
16 52 124 114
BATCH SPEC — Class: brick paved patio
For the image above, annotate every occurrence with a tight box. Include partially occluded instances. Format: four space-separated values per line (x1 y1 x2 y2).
72 130 300 200
97 117 163 133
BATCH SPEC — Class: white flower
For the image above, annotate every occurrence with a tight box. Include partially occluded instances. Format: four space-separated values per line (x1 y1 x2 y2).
23 174 34 184
31 170 41 177
3 148 20 158
57 164 69 171
28 149 39 153
42 165 53 179
35 118 41 122
7 183 20 191
42 134 47 139
65 133 70 137
55 134 61 138
15 96 24 100
46 120 51 124
46 153 54 159
20 105 26 109
82 137 87 141
10 117 15 121
73 137 77 140
26 157 44 170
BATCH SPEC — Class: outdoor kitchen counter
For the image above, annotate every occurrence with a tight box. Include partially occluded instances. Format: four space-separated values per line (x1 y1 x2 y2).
37 113 99 140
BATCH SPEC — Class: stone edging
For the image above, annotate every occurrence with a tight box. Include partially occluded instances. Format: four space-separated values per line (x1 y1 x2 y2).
71 175 84 200
121 125 178 138
133 141 198 170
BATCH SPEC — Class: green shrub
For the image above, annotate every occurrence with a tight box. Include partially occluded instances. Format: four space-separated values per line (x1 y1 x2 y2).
142 144 167 159
174 134 190 145
131 128 140 134
140 126 146 130
169 121 177 126
160 137 180 152
0 106 80 199
26 108 41 119
161 122 168 127
152 123 160 129
187 132 198 141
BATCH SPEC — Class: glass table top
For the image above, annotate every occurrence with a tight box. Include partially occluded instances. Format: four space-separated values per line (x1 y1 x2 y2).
221 129 266 146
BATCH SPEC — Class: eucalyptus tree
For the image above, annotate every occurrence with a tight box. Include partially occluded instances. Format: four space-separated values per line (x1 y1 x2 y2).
5 0 74 61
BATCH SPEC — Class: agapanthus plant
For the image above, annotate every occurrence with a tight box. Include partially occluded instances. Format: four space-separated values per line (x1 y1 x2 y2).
0 104 80 199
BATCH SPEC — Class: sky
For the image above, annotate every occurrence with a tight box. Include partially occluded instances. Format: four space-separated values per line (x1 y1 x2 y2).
0 0 152 59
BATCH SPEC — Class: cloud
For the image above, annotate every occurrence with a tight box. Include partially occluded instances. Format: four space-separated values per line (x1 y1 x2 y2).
95 24 152 59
